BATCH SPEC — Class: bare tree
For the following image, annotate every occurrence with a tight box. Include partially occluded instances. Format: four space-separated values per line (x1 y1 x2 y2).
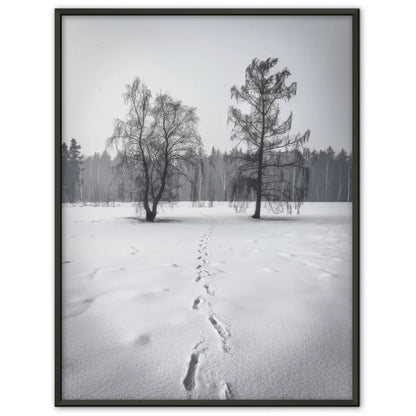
109 78 202 221
228 58 310 218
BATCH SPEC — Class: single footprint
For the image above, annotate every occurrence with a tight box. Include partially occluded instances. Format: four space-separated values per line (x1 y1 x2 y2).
64 298 93 319
204 284 215 296
192 296 204 310
136 334 151 346
87 268 100 279
183 342 206 392
221 381 232 399
208 314 231 353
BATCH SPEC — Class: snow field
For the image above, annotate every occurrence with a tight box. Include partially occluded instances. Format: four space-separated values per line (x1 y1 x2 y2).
62 202 352 400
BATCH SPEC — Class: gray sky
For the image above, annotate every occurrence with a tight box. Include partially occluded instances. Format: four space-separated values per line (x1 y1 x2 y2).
62 15 352 156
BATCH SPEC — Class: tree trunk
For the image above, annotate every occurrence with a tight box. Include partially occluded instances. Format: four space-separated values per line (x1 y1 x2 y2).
325 161 328 201
292 167 297 201
191 165 199 205
142 178 153 221
253 142 264 219
97 162 100 202
347 166 351 202
147 149 169 222
145 208 156 222
88 163 92 202
79 169 83 202
337 170 343 202
253 97 266 219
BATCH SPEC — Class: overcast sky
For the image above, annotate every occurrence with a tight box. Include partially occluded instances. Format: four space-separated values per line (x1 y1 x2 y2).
62 15 352 156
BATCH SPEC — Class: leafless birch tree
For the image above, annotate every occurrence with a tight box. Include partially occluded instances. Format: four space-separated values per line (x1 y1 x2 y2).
109 78 202 221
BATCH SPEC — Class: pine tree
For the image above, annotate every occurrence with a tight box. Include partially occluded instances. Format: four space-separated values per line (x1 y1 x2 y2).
228 58 310 218
61 142 70 202
67 138 83 202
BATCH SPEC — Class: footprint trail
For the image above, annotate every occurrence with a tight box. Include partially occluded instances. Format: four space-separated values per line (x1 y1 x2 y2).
182 216 232 399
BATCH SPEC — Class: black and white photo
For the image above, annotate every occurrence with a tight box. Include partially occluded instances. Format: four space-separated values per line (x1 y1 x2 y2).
56 9 359 406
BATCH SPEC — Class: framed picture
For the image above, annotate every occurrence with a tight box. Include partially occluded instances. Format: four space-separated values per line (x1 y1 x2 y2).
55 8 359 406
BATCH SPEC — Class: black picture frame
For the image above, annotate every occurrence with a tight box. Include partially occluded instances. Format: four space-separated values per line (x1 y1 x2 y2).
55 8 360 407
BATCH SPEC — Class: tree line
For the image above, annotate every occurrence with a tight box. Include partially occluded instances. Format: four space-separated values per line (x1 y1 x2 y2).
62 58 353 220
62 143 352 204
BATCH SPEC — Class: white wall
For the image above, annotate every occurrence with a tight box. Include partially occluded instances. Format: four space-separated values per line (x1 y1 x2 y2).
1 0 415 414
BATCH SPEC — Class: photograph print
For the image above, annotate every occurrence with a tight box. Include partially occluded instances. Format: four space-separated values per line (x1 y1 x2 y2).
56 9 359 406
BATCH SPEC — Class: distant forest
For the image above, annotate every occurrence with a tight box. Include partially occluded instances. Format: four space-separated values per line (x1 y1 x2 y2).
62 139 352 204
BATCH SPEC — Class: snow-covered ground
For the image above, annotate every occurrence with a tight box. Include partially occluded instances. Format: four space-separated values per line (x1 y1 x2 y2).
61 202 352 400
